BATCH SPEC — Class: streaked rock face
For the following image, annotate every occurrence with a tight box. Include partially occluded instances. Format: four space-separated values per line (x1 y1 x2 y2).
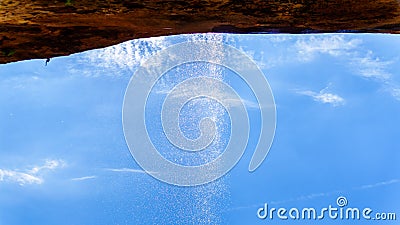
1 0 399 64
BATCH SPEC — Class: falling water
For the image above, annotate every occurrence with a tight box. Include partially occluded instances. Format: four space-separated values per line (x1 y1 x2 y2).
78 33 236 224
183 34 230 224
146 33 233 224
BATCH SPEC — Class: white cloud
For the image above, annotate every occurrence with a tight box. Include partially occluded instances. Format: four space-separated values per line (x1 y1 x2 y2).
74 36 169 77
226 178 399 212
71 176 97 181
389 87 400 100
225 98 260 109
29 159 65 174
248 35 361 69
105 168 147 174
357 179 399 190
0 169 43 185
225 189 341 212
351 51 392 80
295 35 361 61
240 48 272 70
0 159 65 186
71 33 400 102
154 87 260 110
68 168 150 181
349 51 400 101
295 35 394 84
74 33 233 78
295 35 399 101
297 86 345 107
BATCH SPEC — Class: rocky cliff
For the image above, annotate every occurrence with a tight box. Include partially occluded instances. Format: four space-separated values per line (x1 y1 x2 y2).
1 0 400 64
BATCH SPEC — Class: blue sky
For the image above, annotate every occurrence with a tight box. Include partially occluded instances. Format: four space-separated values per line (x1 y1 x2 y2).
0 33 399 225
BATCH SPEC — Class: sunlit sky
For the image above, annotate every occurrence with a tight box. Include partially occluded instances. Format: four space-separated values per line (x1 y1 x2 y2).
0 33 399 225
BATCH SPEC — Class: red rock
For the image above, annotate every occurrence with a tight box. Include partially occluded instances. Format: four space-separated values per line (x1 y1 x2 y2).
1 0 399 64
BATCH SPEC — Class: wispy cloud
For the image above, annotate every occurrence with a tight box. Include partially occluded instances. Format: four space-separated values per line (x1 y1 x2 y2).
155 87 261 110
71 36 169 78
295 35 399 101
105 168 147 174
388 87 400 100
71 176 97 181
295 35 361 61
226 178 399 212
0 170 43 185
356 179 400 190
350 51 393 80
29 159 65 174
0 159 65 186
225 189 342 212
349 51 400 101
296 85 345 107
67 168 151 182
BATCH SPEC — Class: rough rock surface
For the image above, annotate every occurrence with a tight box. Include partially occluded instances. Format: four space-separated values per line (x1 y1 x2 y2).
1 0 400 64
